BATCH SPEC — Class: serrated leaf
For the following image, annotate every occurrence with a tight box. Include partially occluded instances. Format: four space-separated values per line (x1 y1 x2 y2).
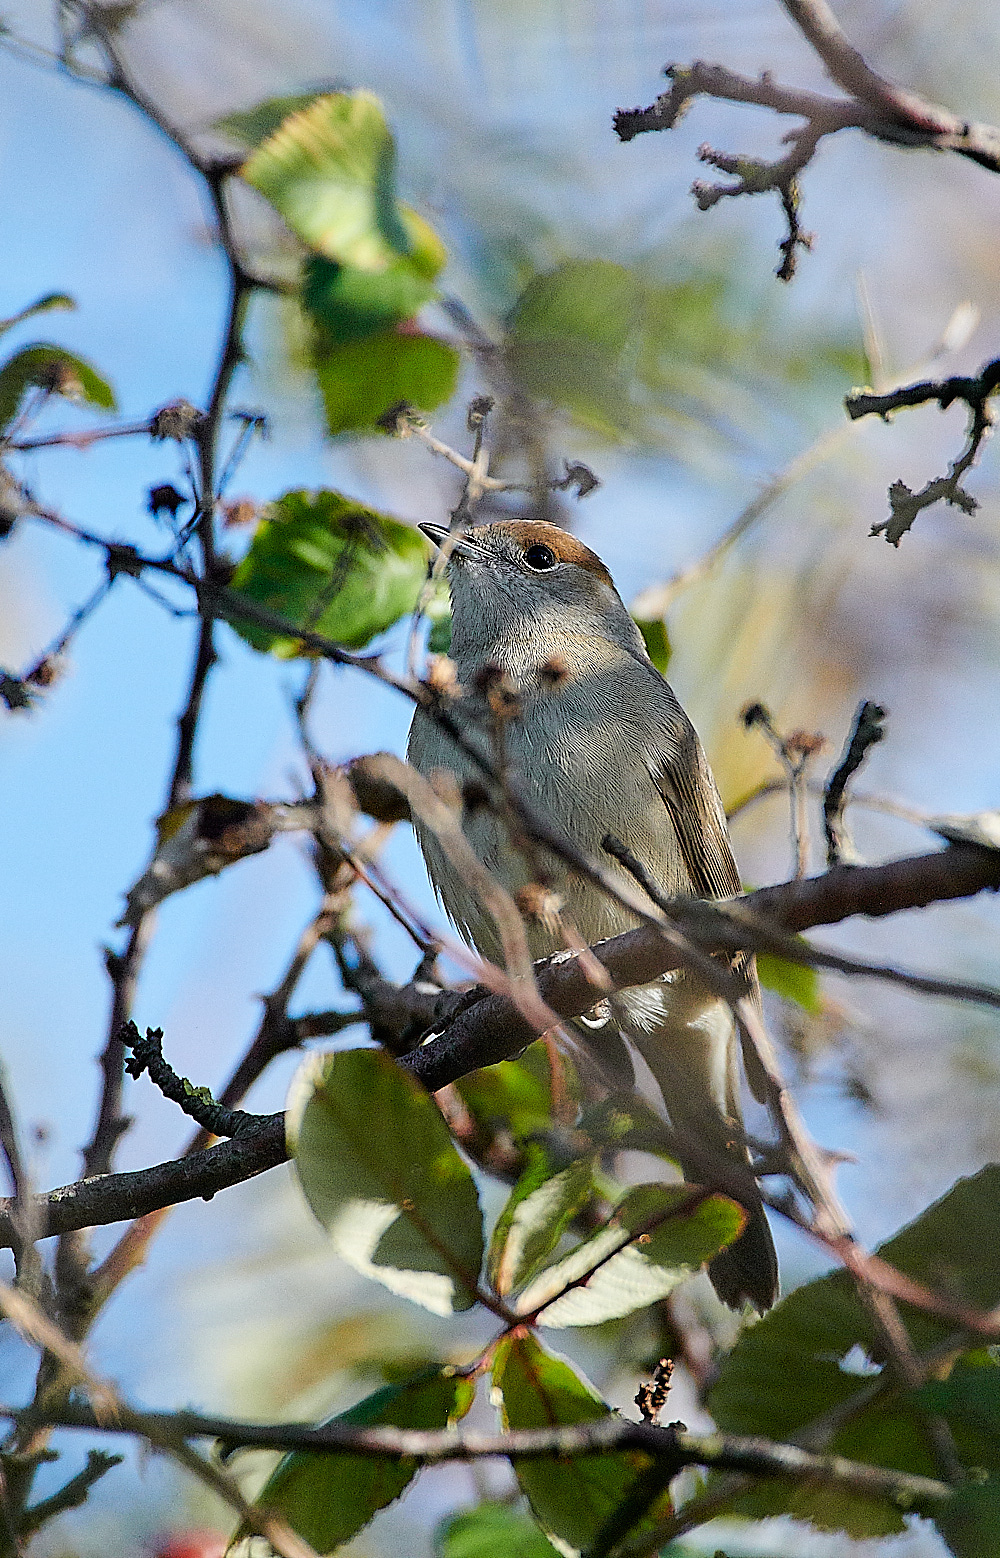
634 616 670 675
0 293 75 338
286 1047 484 1314
514 1183 745 1327
313 328 459 435
708 1165 1000 1537
435 1500 560 1558
492 1332 671 1550
935 1481 1000 1558
227 487 428 655
246 1369 472 1553
214 93 326 149
241 91 445 277
0 344 116 433
757 950 822 1013
488 1145 595 1298
303 253 437 346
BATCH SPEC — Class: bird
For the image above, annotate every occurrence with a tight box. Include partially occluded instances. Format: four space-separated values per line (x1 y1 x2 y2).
406 518 778 1312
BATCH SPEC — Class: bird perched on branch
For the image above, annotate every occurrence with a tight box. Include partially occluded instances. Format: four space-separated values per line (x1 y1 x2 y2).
407 519 777 1312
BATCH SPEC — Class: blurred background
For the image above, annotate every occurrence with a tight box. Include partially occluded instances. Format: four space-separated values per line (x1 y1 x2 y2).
2 1 1000 1553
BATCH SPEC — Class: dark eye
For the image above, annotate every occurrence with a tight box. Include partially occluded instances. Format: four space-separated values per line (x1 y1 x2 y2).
524 543 557 571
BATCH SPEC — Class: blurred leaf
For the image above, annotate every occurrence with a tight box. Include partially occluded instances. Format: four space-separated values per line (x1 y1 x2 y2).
757 950 822 1013
241 91 445 277
0 293 75 338
248 1369 473 1552
514 1182 745 1327
492 1332 671 1548
303 254 437 346
708 1165 1000 1536
427 610 452 655
313 328 459 434
214 93 326 148
456 1051 554 1141
920 1357 1000 1438
487 1145 595 1297
635 616 670 675
0 344 115 432
936 1481 1000 1558
503 259 864 453
435 1500 560 1557
227 488 428 656
286 1047 484 1314
505 260 644 439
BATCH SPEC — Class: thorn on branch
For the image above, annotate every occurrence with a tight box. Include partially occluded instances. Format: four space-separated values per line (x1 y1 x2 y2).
825 701 888 867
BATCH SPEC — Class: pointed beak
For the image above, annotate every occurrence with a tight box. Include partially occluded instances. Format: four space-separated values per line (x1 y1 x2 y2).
418 522 488 560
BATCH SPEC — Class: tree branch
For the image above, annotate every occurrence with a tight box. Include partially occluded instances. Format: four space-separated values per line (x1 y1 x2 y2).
4 842 999 1253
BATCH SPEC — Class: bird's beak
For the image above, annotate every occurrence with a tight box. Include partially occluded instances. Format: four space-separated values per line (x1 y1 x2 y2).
418 522 488 560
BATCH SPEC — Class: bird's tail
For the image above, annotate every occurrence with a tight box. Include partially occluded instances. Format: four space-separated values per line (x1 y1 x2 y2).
623 980 778 1313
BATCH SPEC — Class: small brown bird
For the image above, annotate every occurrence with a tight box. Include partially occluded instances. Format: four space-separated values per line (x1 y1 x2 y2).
407 519 777 1312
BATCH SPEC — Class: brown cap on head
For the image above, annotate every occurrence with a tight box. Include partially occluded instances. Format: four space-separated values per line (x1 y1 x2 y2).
473 520 615 589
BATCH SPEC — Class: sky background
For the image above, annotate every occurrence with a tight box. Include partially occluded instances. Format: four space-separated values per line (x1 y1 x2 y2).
3 2 1000 1553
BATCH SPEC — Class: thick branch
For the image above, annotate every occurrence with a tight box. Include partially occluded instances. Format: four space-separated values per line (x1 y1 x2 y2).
4 843 999 1250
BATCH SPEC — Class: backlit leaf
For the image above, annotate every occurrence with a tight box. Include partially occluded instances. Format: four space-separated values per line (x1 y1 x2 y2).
757 950 822 1012
227 487 428 655
0 293 75 338
241 91 442 275
487 1144 595 1297
303 253 437 346
635 616 670 676
313 328 459 434
708 1166 1000 1536
435 1500 560 1558
0 344 116 433
514 1182 745 1327
492 1332 671 1549
247 1369 472 1552
286 1047 484 1314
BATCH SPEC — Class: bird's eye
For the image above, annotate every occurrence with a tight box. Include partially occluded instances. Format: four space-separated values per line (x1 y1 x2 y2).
524 543 557 571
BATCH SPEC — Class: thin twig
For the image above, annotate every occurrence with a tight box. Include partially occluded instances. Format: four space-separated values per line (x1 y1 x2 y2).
824 700 887 865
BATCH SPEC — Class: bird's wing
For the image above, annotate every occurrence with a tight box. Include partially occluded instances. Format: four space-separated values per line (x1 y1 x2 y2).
650 716 770 1103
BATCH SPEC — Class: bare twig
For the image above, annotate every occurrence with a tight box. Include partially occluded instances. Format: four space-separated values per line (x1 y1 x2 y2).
615 4 1000 279
824 700 887 865
742 702 825 876
846 359 1000 544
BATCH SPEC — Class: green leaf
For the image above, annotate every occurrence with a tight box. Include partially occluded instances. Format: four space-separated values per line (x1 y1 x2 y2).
936 1480 1000 1558
514 1182 745 1327
455 1051 554 1142
0 293 75 338
920 1357 1000 1438
492 1332 671 1549
241 90 445 277
303 253 438 346
435 1500 561 1558
313 327 459 435
227 488 429 656
487 1145 595 1298
708 1165 1000 1537
634 616 670 676
286 1047 485 1313
214 93 326 149
0 344 116 433
757 950 822 1013
505 260 644 439
249 1369 473 1553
